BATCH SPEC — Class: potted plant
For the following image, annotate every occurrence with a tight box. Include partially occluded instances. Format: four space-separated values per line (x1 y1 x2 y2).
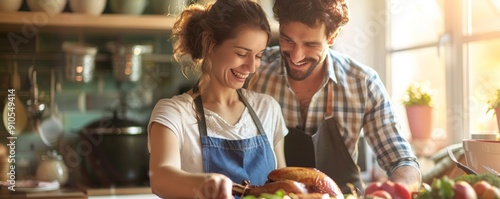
486 89 500 133
402 81 434 140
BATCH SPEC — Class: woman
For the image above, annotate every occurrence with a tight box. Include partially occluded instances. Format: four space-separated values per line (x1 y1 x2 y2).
147 0 288 198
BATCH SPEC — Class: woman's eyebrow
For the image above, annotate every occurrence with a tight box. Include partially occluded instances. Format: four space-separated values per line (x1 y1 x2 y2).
234 46 252 51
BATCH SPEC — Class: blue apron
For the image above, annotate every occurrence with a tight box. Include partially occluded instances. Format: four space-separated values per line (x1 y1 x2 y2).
194 89 276 186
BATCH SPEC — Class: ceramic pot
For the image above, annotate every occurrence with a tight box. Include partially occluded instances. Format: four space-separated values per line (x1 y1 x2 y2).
496 108 500 134
405 105 433 140
150 0 186 15
69 0 107 16
0 0 23 12
27 0 67 14
109 0 148 15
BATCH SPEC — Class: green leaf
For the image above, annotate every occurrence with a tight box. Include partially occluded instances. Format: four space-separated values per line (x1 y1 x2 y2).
486 89 500 115
259 193 282 199
439 176 455 199
415 191 432 199
402 81 434 107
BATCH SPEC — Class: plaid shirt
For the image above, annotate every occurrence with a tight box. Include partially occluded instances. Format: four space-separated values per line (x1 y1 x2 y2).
252 46 419 175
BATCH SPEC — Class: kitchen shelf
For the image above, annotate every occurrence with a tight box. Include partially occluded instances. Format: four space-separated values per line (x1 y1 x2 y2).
0 11 175 35
0 53 174 63
0 11 280 36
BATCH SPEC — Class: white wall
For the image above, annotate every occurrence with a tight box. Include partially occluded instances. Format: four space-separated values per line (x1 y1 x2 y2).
333 0 390 183
334 0 387 85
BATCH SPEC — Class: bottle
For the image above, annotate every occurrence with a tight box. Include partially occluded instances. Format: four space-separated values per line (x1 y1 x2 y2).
36 150 68 185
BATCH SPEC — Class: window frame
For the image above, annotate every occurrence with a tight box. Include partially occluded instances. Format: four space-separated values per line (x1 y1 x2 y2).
384 0 500 144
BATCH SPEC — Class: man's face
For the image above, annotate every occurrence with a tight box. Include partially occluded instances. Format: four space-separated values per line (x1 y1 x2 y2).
279 22 335 81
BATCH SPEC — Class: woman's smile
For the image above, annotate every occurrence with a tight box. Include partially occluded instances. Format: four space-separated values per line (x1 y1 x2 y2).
231 69 249 79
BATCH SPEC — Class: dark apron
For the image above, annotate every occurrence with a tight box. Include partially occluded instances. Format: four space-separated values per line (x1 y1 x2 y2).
194 89 276 186
284 83 364 194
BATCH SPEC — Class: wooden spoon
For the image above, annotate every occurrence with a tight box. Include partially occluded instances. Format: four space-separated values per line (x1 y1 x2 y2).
2 61 28 135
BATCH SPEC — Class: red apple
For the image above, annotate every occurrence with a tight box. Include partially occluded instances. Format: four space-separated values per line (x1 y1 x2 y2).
365 182 382 195
380 181 399 198
473 180 491 197
482 186 500 199
393 182 411 199
368 190 393 199
453 181 477 199
377 181 411 199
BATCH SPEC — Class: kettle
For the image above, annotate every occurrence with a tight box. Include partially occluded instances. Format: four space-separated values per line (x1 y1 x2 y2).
36 150 68 185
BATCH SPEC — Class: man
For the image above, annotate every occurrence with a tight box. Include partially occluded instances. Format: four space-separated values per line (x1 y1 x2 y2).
251 0 421 194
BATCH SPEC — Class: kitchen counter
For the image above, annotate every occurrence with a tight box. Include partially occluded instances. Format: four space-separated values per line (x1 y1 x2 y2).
0 188 86 199
88 194 159 199
86 187 151 195
86 186 158 199
0 186 158 199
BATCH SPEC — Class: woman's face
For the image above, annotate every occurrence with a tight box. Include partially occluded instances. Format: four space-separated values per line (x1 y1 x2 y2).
208 27 268 90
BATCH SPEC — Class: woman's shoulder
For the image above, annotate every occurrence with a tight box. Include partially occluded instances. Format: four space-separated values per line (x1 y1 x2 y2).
154 93 193 110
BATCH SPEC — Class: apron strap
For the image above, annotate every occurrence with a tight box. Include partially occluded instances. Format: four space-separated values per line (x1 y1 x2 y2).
193 86 266 136
325 81 333 117
237 89 266 135
194 92 208 136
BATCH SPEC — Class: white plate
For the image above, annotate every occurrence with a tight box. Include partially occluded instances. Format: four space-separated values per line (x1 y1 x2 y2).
15 184 60 192
0 180 60 193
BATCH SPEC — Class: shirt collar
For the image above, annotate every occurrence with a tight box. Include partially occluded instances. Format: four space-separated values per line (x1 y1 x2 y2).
326 49 338 84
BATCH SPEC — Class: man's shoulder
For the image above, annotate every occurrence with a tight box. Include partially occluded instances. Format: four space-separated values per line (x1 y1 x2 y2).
328 49 379 78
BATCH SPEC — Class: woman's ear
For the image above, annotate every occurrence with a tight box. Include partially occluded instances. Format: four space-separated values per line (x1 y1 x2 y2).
201 32 216 54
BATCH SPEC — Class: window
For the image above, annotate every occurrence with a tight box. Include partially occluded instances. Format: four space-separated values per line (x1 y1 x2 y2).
387 0 500 145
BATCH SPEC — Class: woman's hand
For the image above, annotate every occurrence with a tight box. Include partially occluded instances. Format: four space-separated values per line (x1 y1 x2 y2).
194 173 234 199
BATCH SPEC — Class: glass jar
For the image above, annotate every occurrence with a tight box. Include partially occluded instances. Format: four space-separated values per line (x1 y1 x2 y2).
36 150 68 185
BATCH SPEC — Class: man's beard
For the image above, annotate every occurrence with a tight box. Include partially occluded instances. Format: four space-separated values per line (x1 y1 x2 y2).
282 51 319 81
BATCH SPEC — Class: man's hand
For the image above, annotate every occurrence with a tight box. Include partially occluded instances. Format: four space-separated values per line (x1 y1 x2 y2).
388 165 421 192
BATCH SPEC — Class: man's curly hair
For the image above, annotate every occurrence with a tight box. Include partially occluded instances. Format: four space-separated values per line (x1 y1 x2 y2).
273 0 349 38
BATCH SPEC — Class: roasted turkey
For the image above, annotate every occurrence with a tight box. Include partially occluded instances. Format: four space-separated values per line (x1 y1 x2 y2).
233 167 343 198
